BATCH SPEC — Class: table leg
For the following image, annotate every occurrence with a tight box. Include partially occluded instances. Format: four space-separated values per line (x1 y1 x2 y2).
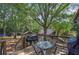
43 50 46 55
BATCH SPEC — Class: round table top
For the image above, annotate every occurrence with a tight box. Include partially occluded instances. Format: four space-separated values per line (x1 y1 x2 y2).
36 41 54 50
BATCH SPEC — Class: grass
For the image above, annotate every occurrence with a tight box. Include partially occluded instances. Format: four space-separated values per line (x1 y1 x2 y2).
0 36 21 40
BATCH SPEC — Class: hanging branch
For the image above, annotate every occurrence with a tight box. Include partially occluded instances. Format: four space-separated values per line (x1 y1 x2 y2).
47 4 70 28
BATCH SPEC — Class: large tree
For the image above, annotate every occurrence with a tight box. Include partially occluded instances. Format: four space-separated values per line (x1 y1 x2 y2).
28 3 70 40
15 3 70 40
0 4 71 40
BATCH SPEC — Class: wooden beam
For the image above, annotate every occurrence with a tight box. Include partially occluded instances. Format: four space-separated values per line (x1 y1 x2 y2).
37 34 70 38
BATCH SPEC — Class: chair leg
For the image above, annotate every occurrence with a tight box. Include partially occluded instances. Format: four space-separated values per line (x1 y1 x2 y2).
53 46 57 55
32 45 38 55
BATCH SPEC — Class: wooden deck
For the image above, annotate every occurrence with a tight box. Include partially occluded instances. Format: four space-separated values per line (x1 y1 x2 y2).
9 44 68 55
8 46 35 55
0 34 68 55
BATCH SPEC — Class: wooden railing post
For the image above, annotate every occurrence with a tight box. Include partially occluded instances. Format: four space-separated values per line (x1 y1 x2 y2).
0 40 6 55
2 41 6 55
22 38 26 49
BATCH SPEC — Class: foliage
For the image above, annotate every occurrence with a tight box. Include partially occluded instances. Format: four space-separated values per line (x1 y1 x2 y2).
28 3 70 39
0 3 74 38
51 19 73 36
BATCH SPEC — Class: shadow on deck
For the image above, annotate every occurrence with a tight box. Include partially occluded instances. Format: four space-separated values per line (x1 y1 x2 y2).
9 45 68 55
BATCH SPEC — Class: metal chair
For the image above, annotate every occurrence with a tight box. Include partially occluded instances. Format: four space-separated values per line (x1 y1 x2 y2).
26 35 38 45
46 41 57 55
32 45 44 55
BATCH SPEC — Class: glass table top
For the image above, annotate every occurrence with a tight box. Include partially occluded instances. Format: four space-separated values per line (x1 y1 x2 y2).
36 41 54 50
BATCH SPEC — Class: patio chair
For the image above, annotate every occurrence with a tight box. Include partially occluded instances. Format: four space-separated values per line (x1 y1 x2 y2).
46 40 57 55
46 44 57 55
68 36 79 55
26 35 38 45
32 45 44 55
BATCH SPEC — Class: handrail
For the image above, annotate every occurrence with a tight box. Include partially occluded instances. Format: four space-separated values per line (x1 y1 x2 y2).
14 34 25 51
15 38 23 51
37 34 70 38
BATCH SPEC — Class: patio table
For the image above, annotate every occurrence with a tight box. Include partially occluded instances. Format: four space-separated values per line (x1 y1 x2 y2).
36 41 54 55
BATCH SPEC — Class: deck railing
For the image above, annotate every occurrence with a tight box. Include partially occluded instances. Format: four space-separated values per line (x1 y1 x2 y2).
0 37 24 55
0 34 70 55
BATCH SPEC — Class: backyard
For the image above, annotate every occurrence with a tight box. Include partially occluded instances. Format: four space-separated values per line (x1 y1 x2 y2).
0 3 79 55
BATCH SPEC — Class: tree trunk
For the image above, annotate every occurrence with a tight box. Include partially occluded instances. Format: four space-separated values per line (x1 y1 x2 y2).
56 30 60 36
3 26 6 36
43 27 47 41
14 32 17 39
